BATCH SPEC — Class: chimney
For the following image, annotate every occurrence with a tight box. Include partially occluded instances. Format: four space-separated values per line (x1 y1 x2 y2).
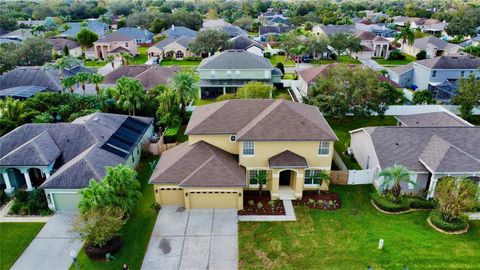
172 25 175 31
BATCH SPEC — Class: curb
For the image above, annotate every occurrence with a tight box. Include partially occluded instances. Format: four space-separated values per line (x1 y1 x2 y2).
427 217 469 235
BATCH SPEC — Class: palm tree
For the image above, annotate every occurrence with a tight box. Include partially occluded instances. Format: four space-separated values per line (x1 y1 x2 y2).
169 71 198 117
78 180 116 214
0 97 24 121
254 171 267 197
103 165 141 215
88 73 104 95
75 72 91 95
43 56 80 90
116 76 146 115
394 23 415 50
312 170 331 194
290 44 307 73
119 52 133 65
379 165 415 200
61 76 78 94
106 55 116 69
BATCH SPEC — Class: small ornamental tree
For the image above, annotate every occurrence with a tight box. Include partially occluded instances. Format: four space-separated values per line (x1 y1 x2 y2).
435 177 478 222
416 50 427 60
254 171 267 197
237 81 273 99
76 27 99 49
379 165 415 202
413 89 436 104
312 170 331 194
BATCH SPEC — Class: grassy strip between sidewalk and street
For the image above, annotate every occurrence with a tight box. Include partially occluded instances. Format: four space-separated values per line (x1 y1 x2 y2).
72 155 159 270
239 185 480 270
0 222 45 270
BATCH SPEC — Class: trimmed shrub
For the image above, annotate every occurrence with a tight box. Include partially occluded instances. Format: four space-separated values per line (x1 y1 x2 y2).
409 197 437 209
387 49 406 60
163 124 180 143
8 189 52 216
371 193 410 212
263 52 271 58
429 210 468 232
416 50 427 60
277 51 286 56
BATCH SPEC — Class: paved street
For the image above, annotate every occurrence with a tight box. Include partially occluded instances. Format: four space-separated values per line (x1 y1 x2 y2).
141 206 238 270
10 212 82 270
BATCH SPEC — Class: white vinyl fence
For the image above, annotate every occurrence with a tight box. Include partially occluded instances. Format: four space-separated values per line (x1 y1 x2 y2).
348 169 376 185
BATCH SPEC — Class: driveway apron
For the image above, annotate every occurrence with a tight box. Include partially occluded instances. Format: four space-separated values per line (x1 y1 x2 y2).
141 206 238 270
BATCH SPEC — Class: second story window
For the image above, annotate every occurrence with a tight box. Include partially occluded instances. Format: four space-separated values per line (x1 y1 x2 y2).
318 141 330 155
432 71 437 78
125 42 128 47
243 141 254 156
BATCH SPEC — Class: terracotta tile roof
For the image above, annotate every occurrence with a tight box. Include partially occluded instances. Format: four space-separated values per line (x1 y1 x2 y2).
186 99 338 141
269 150 308 168
149 141 246 187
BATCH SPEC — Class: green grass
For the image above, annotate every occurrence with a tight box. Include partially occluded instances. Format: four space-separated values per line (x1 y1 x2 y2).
310 55 362 65
282 73 296 80
269 55 295 67
327 116 397 169
72 155 159 270
160 59 201 67
375 54 416 67
239 185 480 270
129 47 148 65
83 60 107 68
0 223 45 270
194 98 217 106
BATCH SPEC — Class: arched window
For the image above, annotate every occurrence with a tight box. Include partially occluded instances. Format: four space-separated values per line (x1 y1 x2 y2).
175 50 184 59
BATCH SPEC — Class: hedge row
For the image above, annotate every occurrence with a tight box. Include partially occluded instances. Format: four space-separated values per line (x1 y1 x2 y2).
429 210 468 232
371 193 410 212
408 197 437 209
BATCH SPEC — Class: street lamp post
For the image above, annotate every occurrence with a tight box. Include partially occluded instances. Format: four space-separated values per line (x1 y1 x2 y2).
70 250 79 270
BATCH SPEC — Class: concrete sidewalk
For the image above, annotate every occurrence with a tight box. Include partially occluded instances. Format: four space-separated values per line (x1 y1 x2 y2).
10 212 82 270
360 59 385 71
141 206 238 270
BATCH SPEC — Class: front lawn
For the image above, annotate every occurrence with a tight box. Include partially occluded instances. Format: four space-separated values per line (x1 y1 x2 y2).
72 155 159 270
326 116 397 169
129 47 148 65
269 55 295 67
83 60 107 68
375 54 416 67
160 59 201 67
310 55 361 65
0 222 45 270
239 185 480 270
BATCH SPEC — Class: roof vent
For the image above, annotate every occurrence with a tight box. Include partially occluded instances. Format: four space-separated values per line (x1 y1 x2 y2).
395 142 399 146
93 117 99 122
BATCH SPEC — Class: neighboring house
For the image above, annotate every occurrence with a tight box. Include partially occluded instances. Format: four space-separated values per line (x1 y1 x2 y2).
218 25 248 38
258 11 289 25
388 54 480 101
161 25 197 39
46 38 83 58
149 99 338 210
0 38 20 45
460 35 480 47
298 64 401 97
0 113 154 210
410 18 446 35
1 29 34 41
91 31 138 60
349 114 480 198
147 36 195 60
352 30 391 59
17 19 45 27
103 65 180 91
354 23 397 38
402 36 462 58
395 111 472 127
116 27 154 44
197 50 283 99
0 66 92 98
58 20 108 38
202 19 231 29
229 35 264 57
312 24 356 37
258 25 293 42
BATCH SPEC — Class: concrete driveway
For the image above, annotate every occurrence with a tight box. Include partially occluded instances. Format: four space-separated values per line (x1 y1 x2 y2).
10 212 82 270
360 59 385 71
141 206 238 270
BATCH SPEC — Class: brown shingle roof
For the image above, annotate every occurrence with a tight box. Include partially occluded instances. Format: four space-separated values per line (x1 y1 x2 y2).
103 65 180 90
186 99 338 141
149 141 246 187
269 150 308 168
96 31 133 43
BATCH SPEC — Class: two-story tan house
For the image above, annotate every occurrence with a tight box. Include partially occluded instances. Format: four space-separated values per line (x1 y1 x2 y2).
149 99 338 210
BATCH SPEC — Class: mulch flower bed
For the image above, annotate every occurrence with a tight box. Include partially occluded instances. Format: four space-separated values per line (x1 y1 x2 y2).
238 191 286 215
293 191 342 210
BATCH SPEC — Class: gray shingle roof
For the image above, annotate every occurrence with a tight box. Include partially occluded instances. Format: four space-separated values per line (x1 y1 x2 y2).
395 112 471 127
415 54 480 69
116 27 153 40
59 21 107 38
389 63 414 75
198 50 273 70
229 35 263 51
162 25 197 38
0 85 47 99
259 25 293 36
0 113 153 189
186 99 338 141
103 65 180 90
269 150 308 168
0 66 92 92
96 31 134 43
152 36 195 49
315 24 356 36
412 36 461 51
365 126 480 173
46 38 81 50
149 141 246 187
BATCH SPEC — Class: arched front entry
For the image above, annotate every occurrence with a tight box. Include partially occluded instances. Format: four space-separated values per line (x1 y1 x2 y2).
28 168 46 188
279 170 295 186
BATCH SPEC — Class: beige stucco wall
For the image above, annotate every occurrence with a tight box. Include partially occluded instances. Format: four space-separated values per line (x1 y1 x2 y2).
147 42 192 60
188 134 239 154
239 141 334 169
